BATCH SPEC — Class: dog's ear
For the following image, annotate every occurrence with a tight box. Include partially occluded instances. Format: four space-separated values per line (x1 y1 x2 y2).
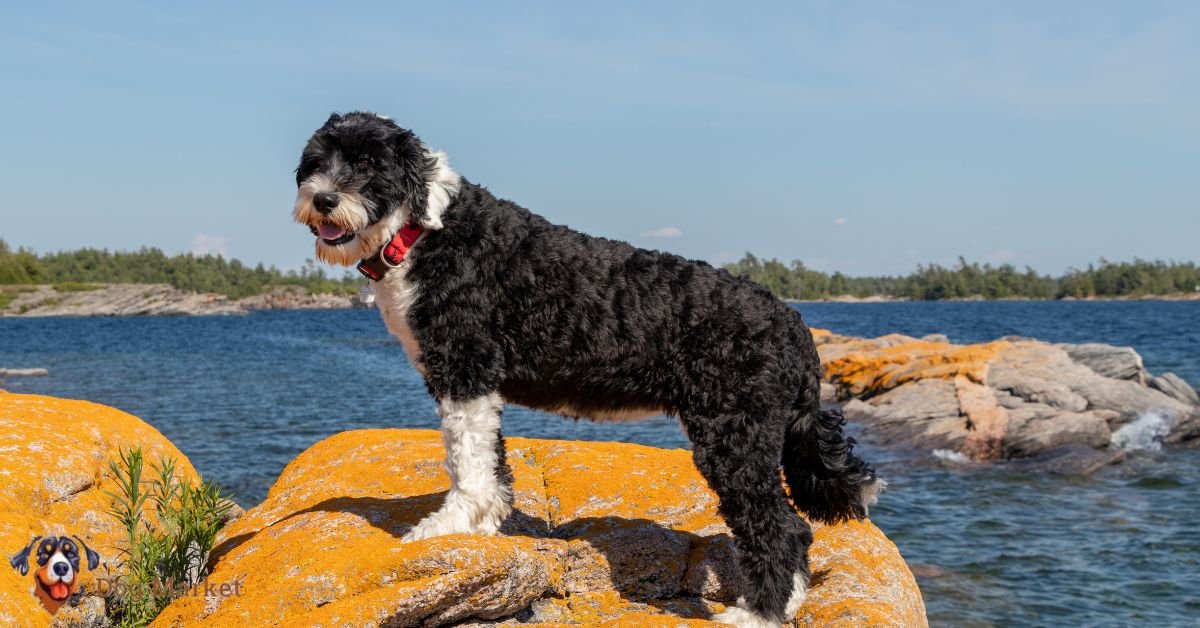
72 536 100 571
9 536 40 576
392 130 437 226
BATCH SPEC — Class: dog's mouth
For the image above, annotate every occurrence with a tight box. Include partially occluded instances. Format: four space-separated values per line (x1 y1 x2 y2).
311 223 356 246
38 578 72 601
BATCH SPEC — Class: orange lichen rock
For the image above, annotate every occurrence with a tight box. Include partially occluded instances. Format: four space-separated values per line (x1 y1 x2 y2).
154 429 926 627
821 337 1010 397
0 394 201 627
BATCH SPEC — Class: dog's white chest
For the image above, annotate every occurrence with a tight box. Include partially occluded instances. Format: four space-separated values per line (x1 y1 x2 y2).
372 265 424 370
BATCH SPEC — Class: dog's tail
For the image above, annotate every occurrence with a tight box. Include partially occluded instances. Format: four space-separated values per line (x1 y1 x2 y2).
782 407 884 524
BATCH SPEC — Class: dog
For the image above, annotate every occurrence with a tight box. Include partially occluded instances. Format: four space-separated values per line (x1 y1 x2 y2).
9 535 100 615
292 112 883 627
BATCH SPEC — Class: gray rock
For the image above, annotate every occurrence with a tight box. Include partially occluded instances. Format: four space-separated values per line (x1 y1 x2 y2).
51 594 110 627
1058 342 1146 383
1004 408 1112 458
0 368 49 378
989 365 1088 412
820 333 1200 464
1068 377 1193 426
1149 373 1200 406
921 333 950 343
1164 408 1200 446
843 379 967 451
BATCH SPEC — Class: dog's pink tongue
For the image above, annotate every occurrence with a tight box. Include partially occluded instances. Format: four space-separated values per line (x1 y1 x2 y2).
317 223 346 240
49 582 69 600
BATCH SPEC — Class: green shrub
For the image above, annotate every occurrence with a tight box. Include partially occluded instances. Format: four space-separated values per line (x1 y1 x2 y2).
105 448 232 627
52 281 103 292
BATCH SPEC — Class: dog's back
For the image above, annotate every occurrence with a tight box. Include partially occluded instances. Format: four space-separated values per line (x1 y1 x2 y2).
406 180 822 420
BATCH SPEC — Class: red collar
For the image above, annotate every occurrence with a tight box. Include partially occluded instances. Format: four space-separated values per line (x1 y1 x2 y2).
356 222 424 281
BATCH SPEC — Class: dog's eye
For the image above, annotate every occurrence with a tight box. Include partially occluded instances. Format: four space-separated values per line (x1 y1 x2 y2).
355 156 372 168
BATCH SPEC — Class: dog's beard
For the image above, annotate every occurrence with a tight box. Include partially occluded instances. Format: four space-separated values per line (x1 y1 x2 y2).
293 173 400 266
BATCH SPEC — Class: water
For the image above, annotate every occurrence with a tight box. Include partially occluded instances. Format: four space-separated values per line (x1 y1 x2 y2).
2 301 1198 626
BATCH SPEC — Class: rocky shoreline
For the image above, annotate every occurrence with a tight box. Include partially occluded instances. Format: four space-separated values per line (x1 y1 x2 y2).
0 283 364 317
815 329 1200 472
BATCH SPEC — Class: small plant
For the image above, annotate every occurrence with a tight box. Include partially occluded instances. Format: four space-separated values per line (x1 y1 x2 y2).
105 447 233 627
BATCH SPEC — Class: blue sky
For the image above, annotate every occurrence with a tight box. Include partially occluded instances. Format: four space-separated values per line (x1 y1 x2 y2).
1 1 1197 276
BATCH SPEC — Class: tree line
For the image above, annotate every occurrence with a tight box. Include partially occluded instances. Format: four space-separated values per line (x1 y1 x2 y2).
3 240 1198 301
723 253 1200 300
0 240 359 299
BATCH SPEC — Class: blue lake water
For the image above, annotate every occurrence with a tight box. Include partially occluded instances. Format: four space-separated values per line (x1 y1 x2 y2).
1 301 1198 626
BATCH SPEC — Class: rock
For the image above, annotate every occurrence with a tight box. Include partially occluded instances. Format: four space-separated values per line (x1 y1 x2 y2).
1002 408 1111 458
1057 343 1146 383
988 365 1088 412
816 332 1195 462
235 285 357 311
50 594 109 627
0 368 49 378
1164 409 1200 446
920 334 949 344
4 284 245 317
842 380 966 452
1 284 356 318
0 394 201 627
1149 373 1200 406
153 429 926 627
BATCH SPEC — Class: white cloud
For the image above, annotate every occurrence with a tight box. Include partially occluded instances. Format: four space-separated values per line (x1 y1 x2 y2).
833 217 848 226
640 226 683 239
191 233 229 257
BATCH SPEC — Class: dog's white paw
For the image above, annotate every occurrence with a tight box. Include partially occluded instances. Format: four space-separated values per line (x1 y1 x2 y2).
401 502 504 542
785 571 808 616
711 598 782 628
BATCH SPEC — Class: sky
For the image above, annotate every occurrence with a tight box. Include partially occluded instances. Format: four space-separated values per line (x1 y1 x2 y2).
1 1 1197 276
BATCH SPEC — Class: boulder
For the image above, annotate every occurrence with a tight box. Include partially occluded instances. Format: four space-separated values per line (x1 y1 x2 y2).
1057 343 1146 383
1149 373 1200 406
815 330 1197 462
153 429 926 627
0 368 49 378
0 394 201 627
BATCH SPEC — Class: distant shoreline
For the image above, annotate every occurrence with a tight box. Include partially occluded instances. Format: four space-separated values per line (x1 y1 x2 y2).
0 283 362 317
3 283 1199 318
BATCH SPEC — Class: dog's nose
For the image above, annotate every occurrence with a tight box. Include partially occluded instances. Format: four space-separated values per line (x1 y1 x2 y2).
312 192 339 213
53 562 69 576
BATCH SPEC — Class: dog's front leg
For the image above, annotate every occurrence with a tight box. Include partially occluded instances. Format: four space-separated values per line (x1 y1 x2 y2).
403 393 514 541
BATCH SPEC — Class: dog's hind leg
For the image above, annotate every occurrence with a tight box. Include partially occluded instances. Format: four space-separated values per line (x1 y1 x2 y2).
684 412 812 627
402 393 514 541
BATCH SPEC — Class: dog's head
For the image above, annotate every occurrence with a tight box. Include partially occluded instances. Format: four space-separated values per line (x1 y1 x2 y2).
293 112 460 266
10 535 100 613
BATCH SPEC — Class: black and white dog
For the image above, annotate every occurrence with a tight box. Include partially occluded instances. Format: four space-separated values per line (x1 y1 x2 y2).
293 112 882 627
